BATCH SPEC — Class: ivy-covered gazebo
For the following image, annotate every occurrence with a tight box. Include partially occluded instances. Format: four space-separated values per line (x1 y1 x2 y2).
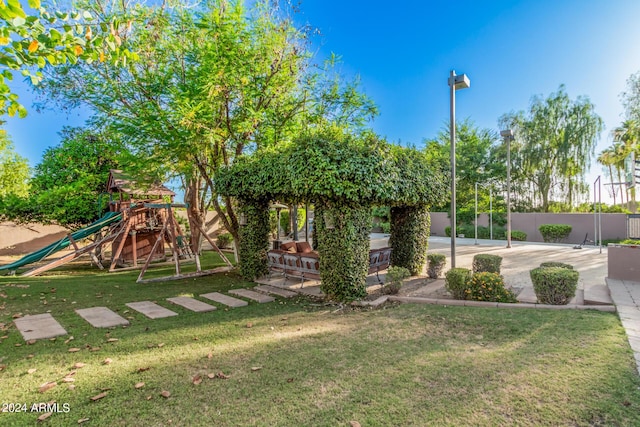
215 126 448 302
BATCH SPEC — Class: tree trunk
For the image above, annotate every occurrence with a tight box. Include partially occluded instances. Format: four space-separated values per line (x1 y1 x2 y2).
608 165 617 206
184 178 205 254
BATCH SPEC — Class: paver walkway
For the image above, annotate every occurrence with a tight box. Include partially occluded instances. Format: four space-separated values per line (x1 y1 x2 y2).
12 286 297 341
76 307 130 328
606 278 640 374
14 313 67 340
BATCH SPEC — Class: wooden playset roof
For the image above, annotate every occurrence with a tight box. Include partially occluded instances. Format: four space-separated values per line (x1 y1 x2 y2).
107 169 175 197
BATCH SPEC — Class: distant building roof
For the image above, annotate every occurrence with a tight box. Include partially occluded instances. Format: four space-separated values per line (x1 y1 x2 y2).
107 169 175 197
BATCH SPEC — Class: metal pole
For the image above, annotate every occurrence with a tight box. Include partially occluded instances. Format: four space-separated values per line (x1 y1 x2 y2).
474 182 478 245
598 176 602 254
593 182 596 242
292 204 298 241
506 136 512 248
490 187 493 240
449 70 457 268
304 203 309 243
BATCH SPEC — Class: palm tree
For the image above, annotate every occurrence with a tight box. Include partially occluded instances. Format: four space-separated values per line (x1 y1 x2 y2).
612 120 639 209
597 148 617 205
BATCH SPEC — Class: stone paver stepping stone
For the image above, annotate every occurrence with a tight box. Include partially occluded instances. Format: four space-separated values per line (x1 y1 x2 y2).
200 292 248 308
167 297 216 313
229 289 275 303
254 285 297 298
125 301 178 319
297 286 323 297
76 307 130 328
14 313 67 341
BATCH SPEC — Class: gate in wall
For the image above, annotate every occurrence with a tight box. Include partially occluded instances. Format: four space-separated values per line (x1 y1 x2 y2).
629 214 640 239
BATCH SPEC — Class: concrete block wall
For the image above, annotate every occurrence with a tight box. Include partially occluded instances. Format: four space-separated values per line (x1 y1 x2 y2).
430 212 628 243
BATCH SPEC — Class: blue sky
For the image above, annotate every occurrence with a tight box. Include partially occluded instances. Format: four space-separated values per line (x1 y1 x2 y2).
6 0 640 202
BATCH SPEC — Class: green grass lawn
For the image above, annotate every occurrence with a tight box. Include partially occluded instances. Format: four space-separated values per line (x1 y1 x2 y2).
1 252 640 426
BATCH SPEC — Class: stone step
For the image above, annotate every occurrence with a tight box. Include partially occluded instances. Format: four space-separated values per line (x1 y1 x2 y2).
254 285 297 298
14 313 67 341
167 297 217 313
200 292 248 308
125 301 179 319
584 284 613 305
228 289 275 303
75 307 130 328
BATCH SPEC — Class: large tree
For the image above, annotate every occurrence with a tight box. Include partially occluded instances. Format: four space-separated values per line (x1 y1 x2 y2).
424 119 507 219
0 129 29 197
37 0 376 253
499 86 603 212
0 126 123 227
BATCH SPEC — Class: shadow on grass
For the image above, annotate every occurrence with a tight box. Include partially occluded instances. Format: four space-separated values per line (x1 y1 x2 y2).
2 301 640 426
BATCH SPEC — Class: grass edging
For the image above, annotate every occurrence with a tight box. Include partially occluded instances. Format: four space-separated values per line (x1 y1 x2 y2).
387 295 617 312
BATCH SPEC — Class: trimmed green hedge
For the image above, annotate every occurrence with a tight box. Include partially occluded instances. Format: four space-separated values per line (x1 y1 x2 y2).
215 127 449 303
530 266 578 305
472 254 502 274
540 262 574 270
317 203 370 302
215 126 448 208
389 205 430 275
445 268 472 300
511 230 527 241
238 200 270 280
539 224 572 243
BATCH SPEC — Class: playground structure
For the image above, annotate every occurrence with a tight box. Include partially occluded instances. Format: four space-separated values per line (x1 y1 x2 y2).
0 170 232 281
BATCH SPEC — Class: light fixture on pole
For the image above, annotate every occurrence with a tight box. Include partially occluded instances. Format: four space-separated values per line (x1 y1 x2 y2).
448 70 470 268
500 129 514 248
474 182 479 245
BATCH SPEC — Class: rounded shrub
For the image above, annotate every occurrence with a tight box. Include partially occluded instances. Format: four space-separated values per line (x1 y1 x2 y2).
467 272 517 303
383 266 410 295
530 266 579 305
472 254 502 274
427 253 446 279
445 268 471 300
540 262 573 270
539 224 572 243
511 230 527 241
217 232 233 248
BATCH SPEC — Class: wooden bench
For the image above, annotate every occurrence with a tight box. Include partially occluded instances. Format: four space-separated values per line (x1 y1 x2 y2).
267 246 392 284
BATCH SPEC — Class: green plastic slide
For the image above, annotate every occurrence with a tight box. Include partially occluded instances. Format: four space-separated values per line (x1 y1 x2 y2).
0 211 122 272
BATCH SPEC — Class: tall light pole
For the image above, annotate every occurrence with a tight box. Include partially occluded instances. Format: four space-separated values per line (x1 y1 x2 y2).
500 129 514 248
449 70 470 268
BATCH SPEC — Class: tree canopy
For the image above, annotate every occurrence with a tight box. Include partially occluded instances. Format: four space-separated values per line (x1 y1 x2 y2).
0 129 29 197
215 126 448 208
500 86 603 212
0 0 136 118
0 126 123 227
37 0 377 249
424 119 509 218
